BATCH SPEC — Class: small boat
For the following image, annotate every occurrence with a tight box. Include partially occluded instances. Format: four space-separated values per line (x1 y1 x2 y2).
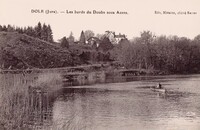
150 87 166 93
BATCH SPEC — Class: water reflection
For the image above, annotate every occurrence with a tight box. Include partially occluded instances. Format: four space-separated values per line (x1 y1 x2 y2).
52 84 200 130
24 86 53 129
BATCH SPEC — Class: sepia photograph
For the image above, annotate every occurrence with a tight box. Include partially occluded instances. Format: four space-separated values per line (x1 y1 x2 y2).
0 0 200 129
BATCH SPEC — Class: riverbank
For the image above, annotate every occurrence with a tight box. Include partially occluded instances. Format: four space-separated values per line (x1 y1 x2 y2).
1 63 198 89
0 65 160 90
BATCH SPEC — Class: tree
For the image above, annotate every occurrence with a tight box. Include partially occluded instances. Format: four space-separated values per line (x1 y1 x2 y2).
7 25 14 32
47 24 53 42
96 33 105 40
153 35 169 70
0 25 2 31
84 30 95 41
2 25 7 31
194 34 200 44
110 38 131 64
68 32 75 44
79 31 86 44
25 26 36 37
140 31 153 44
41 23 48 41
98 37 114 52
60 37 69 48
140 31 154 69
35 22 42 39
118 38 129 48
23 27 27 34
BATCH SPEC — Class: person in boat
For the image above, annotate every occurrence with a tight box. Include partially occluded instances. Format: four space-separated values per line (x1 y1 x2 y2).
156 83 162 89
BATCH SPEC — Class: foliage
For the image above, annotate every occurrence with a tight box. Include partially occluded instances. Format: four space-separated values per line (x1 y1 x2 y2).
79 50 110 63
98 37 114 52
0 22 54 42
110 31 200 73
1 23 200 74
67 32 75 44
84 30 95 41
79 31 86 44
96 33 105 40
60 37 69 48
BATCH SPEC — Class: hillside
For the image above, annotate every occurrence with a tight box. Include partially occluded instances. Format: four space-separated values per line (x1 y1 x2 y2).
0 32 81 69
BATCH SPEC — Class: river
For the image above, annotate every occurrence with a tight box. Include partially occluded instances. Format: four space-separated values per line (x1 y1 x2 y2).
0 74 200 130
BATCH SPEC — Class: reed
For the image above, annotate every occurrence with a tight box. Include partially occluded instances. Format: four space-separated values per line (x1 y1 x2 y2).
0 72 89 130
0 73 29 129
0 72 63 129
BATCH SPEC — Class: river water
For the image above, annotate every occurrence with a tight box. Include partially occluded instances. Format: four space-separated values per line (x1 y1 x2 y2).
1 74 200 130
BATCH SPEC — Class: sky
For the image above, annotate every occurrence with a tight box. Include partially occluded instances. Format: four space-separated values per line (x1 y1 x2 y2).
0 0 200 41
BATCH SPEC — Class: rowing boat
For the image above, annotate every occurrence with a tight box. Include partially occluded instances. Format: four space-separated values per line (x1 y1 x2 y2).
150 87 166 93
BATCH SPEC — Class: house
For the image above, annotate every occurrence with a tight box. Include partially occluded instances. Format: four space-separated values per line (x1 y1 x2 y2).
87 37 102 49
105 31 126 44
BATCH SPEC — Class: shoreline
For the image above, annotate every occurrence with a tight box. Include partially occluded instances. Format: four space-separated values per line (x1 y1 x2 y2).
0 65 199 76
1 65 199 88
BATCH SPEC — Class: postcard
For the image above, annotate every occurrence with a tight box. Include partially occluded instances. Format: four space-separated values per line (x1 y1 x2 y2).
0 0 200 130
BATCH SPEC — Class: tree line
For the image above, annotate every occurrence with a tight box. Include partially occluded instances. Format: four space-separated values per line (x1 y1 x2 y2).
1 22 200 73
111 31 200 74
0 22 53 43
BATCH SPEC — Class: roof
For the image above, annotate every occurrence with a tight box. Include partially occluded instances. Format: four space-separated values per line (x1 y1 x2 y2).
87 37 101 42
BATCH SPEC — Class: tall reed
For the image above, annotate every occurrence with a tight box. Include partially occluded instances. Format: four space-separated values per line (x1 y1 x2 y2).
0 73 30 129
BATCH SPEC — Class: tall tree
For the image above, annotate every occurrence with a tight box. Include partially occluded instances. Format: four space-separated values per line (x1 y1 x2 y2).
79 31 86 44
68 32 75 44
41 23 48 41
140 31 153 44
35 22 42 39
47 24 53 42
140 31 154 69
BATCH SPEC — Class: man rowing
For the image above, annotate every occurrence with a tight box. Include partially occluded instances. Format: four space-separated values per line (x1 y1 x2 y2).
156 83 162 89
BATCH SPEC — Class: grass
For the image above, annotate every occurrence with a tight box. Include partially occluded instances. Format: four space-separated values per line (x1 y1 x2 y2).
0 72 64 130
0 73 29 129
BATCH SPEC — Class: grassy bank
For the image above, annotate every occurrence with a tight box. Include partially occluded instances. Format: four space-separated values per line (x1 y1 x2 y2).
0 32 81 70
